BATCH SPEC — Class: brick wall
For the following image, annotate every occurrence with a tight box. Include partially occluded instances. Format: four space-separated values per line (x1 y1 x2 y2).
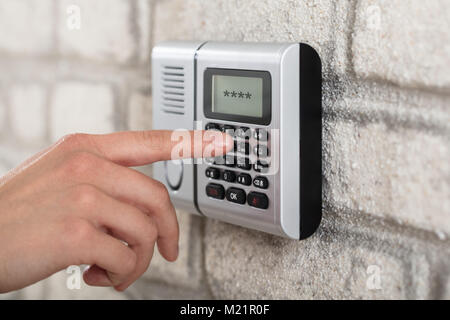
0 0 448 299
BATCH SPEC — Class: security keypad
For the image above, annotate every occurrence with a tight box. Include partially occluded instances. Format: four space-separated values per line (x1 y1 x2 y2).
204 122 271 210
153 41 323 239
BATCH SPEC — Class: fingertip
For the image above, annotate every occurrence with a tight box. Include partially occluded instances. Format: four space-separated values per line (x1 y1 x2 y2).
114 284 129 292
83 265 113 287
168 245 179 262
157 239 179 262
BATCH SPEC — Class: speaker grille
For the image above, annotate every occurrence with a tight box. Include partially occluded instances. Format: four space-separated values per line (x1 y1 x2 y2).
161 66 185 115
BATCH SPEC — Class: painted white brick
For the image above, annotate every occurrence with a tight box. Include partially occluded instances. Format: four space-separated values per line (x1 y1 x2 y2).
126 281 211 299
0 144 43 171
0 161 10 177
58 0 135 64
154 0 351 73
50 82 115 141
445 278 450 299
137 0 152 63
127 91 151 131
152 0 189 43
353 0 450 89
324 118 450 237
0 0 53 55
204 219 434 299
9 84 47 144
0 96 5 134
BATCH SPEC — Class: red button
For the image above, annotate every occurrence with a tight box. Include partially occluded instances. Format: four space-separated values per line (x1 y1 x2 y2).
206 183 225 200
247 192 269 209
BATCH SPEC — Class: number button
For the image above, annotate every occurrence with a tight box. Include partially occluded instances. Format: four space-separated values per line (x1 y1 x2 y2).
253 145 269 158
236 141 250 155
253 176 269 189
222 170 236 183
224 155 236 167
206 183 225 200
253 160 270 173
235 127 251 140
237 157 252 170
247 192 269 209
205 123 221 131
226 188 246 205
205 156 223 165
211 156 224 166
221 125 236 137
205 167 220 179
237 173 252 186
254 129 269 141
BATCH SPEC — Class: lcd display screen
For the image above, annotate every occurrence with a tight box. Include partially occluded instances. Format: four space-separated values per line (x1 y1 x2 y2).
212 75 263 118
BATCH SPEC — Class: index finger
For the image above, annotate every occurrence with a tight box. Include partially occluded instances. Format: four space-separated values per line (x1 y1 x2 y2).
85 130 234 167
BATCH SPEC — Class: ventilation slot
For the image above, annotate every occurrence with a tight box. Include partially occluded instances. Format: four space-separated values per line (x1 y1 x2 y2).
161 66 185 115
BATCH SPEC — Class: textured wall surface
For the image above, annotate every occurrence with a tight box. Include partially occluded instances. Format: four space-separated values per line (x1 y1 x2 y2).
0 0 449 299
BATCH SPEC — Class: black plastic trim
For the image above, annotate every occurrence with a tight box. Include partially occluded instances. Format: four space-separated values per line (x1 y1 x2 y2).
299 43 323 240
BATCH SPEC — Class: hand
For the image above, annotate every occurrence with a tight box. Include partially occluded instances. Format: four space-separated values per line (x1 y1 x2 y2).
0 130 232 293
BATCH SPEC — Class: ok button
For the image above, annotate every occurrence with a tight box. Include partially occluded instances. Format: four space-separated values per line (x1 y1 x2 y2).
226 187 246 205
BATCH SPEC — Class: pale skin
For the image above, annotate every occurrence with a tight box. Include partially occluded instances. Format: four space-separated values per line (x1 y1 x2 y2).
0 130 233 293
